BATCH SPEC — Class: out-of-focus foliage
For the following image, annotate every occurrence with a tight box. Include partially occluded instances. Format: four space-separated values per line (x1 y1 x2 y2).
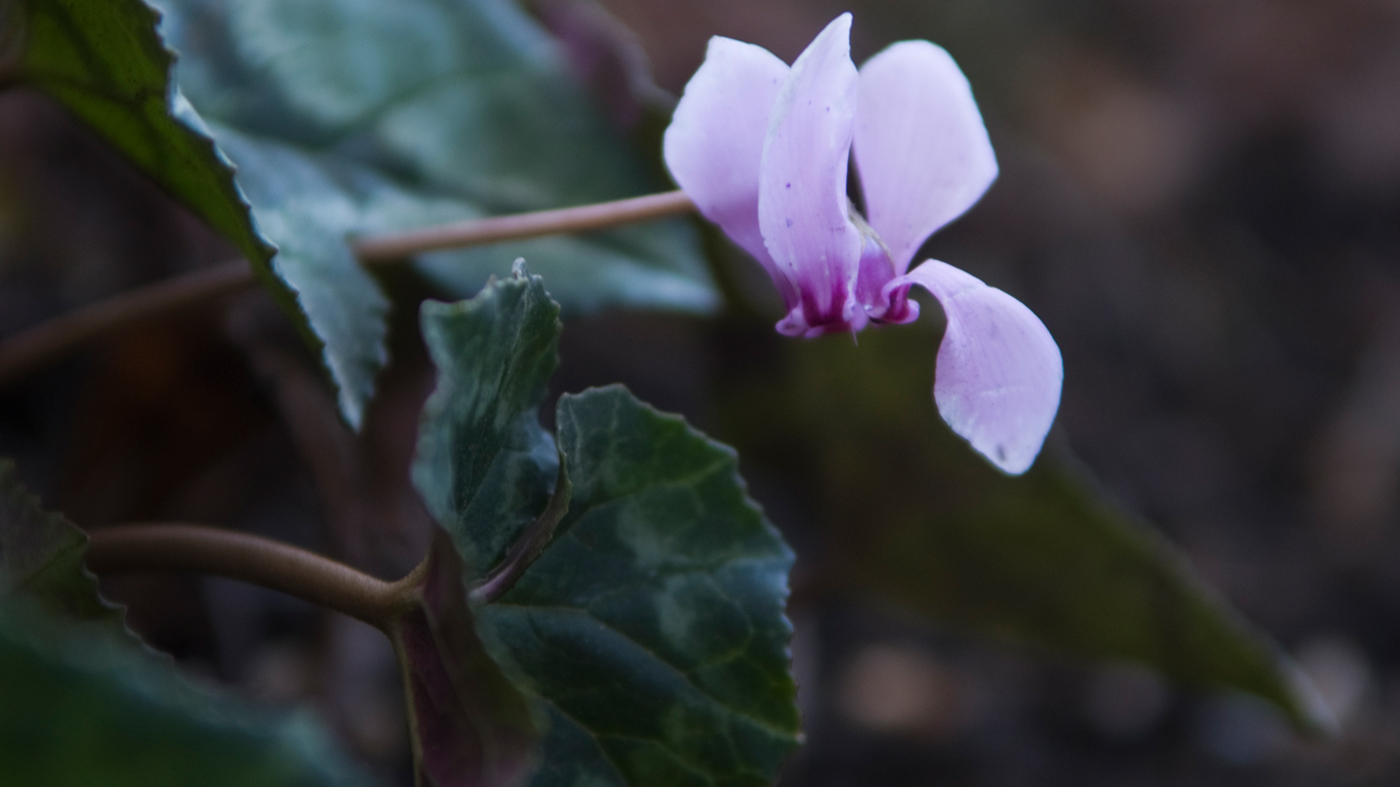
722 321 1326 730
0 459 126 634
0 464 373 787
0 600 372 787
413 269 801 787
5 0 716 427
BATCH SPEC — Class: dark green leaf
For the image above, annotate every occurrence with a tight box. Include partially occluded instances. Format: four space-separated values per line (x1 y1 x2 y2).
411 271 800 784
206 124 394 425
0 459 124 634
479 386 800 787
8 0 272 268
722 321 1327 732
390 532 540 787
0 599 373 787
413 262 562 573
0 460 376 783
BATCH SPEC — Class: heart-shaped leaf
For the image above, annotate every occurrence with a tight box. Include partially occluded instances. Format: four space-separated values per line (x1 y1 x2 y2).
413 269 800 786
480 385 801 787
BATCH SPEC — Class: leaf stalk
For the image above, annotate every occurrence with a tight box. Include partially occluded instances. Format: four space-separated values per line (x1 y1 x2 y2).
469 456 571 604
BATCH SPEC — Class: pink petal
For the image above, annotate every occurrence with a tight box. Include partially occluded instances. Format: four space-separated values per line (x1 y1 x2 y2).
759 14 863 334
854 42 998 275
897 261 1062 474
663 36 792 301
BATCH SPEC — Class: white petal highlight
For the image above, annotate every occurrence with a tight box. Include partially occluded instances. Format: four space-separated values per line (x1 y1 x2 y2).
899 261 1062 474
854 42 998 274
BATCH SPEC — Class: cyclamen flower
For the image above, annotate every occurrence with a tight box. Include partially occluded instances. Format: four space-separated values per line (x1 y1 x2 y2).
663 13 1063 474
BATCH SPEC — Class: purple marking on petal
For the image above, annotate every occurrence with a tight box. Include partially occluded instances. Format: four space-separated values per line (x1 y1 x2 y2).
896 260 1062 474
876 283 920 325
852 217 918 324
776 280 872 337
855 234 895 313
759 14 862 334
854 42 998 275
664 36 794 304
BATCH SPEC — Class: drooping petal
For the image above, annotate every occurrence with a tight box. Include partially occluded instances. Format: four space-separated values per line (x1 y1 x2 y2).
897 260 1062 474
759 13 863 336
854 42 998 275
664 36 792 302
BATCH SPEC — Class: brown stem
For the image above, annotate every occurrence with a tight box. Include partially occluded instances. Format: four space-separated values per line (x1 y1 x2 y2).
86 523 423 630
0 190 697 387
352 189 693 262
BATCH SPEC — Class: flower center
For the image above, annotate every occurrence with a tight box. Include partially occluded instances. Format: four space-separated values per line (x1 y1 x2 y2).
848 199 911 323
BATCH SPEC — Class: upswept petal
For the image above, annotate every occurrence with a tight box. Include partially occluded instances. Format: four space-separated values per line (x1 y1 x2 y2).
897 261 1062 474
664 37 792 302
854 42 998 275
759 13 863 335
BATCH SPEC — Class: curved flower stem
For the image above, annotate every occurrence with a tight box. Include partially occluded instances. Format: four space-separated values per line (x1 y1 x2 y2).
86 523 425 631
0 190 696 387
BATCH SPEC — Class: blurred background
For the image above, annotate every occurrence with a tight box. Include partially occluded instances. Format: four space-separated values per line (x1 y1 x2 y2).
5 0 1400 784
